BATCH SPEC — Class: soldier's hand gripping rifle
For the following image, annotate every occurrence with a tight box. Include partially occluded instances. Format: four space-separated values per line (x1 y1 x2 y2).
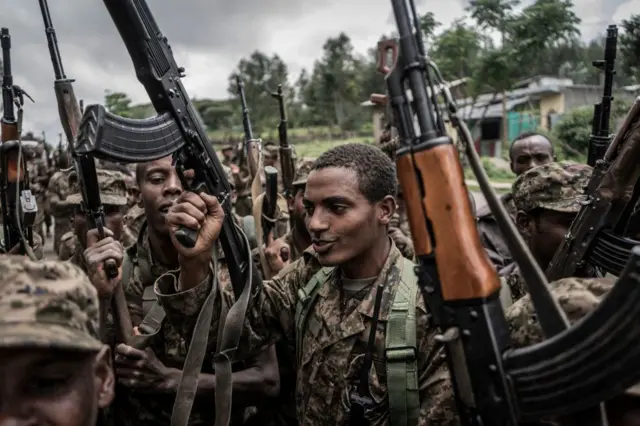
380 1 640 424
37 0 134 346
75 1 261 424
0 28 37 258
587 25 617 167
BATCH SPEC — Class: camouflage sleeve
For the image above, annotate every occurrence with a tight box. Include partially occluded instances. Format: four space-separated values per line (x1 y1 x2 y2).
416 294 460 426
123 263 145 326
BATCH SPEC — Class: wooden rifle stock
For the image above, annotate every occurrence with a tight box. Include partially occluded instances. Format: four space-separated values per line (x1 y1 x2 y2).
1 121 18 143
397 144 500 300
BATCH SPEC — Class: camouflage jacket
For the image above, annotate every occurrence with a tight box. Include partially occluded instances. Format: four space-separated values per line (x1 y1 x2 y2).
114 222 269 426
499 262 528 303
122 205 145 249
476 193 516 270
166 241 458 425
47 169 73 218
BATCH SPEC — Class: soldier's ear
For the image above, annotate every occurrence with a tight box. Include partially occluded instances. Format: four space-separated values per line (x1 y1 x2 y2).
515 210 531 233
378 195 397 226
94 346 115 409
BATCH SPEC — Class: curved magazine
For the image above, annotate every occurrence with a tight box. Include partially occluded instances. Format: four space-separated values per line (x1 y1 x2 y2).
505 245 640 420
75 104 185 162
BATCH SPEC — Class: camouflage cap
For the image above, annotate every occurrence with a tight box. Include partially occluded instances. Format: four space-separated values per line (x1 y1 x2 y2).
66 168 128 206
506 275 640 397
292 157 315 186
512 162 592 213
0 256 102 352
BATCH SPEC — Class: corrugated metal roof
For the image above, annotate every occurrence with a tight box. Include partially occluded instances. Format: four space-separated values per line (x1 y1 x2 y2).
457 96 531 120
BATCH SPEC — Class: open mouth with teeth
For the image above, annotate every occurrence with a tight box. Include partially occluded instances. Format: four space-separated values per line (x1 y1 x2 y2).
159 205 171 214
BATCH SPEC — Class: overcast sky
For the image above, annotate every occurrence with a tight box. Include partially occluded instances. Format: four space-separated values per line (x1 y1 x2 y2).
0 0 635 141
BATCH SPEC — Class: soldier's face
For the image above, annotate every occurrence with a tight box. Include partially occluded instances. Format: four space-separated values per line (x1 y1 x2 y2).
0 347 114 426
139 157 183 235
523 210 576 268
287 185 307 226
264 155 277 167
304 167 394 268
510 136 554 176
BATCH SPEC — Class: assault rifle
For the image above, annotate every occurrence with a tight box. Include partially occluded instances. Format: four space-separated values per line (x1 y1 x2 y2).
381 0 640 424
587 25 617 167
271 84 295 196
237 75 261 179
77 1 260 424
0 27 37 257
38 0 131 344
547 97 640 279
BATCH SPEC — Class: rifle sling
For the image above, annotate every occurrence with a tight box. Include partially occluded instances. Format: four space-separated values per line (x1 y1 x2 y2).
171 250 220 426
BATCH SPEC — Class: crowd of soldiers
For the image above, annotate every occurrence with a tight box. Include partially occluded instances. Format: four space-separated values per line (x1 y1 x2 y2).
1 125 639 426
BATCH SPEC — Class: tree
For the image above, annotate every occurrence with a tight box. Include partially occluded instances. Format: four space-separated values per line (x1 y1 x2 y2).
302 33 366 129
429 20 484 81
227 50 290 130
619 15 640 83
419 11 441 42
104 90 134 118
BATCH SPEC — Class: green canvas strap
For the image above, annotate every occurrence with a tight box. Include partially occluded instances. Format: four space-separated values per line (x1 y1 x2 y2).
295 267 332 365
385 257 419 426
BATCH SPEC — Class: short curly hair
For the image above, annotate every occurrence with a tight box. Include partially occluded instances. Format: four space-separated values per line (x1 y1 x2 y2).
312 143 397 203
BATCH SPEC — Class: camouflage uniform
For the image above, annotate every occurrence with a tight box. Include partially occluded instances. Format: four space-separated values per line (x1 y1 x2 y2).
263 143 284 192
0 255 102 351
27 155 49 243
122 204 146 248
499 162 593 300
163 242 458 425
47 169 73 255
114 222 270 425
59 169 130 273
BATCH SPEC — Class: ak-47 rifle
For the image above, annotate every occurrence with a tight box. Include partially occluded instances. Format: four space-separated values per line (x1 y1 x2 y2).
587 25 617 167
37 0 132 345
75 1 260 424
0 27 37 258
237 75 261 179
271 84 295 196
381 1 640 424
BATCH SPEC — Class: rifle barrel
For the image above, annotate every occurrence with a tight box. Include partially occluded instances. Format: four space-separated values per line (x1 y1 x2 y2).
38 0 67 80
1 28 15 121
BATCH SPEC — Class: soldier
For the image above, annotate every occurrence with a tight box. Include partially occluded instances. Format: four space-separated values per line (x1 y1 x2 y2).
476 131 556 270
221 145 235 167
26 143 50 243
233 163 253 217
506 276 640 425
0 256 115 425
173 143 457 425
83 155 279 425
122 171 145 248
501 162 592 301
48 152 73 255
58 169 130 268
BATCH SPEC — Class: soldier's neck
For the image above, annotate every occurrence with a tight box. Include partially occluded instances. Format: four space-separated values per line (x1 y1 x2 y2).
148 227 179 268
340 235 391 280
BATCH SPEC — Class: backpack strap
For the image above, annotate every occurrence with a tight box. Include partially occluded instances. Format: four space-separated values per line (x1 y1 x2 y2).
385 257 420 426
295 267 333 365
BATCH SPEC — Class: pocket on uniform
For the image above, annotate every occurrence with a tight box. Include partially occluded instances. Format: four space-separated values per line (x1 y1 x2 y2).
341 353 388 415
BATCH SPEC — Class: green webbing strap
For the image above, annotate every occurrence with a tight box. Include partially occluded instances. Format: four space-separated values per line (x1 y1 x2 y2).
385 257 419 426
295 267 332 365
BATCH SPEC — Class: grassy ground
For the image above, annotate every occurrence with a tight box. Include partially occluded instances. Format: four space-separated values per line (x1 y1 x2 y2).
294 137 373 158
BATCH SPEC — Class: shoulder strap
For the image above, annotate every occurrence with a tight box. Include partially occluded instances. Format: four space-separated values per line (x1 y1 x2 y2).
385 257 420 426
295 267 333 365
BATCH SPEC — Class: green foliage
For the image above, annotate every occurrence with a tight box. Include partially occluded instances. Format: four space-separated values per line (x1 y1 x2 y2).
552 97 633 158
104 90 135 118
620 15 640 83
552 106 592 155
